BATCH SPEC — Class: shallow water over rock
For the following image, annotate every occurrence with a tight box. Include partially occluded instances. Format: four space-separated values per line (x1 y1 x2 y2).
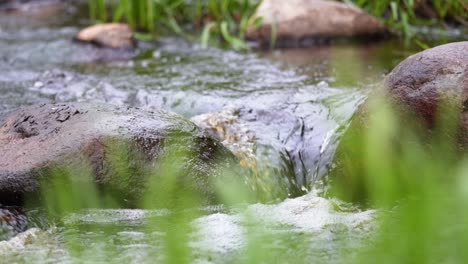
0 25 371 197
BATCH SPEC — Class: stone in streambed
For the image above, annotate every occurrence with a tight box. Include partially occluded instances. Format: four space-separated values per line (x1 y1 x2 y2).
329 41 468 204
0 103 238 206
384 41 468 128
75 23 135 49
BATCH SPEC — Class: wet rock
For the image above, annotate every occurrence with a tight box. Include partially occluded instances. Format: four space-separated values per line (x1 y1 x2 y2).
191 106 257 170
329 42 468 204
0 103 238 206
191 106 283 200
246 0 387 47
384 41 468 127
191 102 342 201
75 23 135 49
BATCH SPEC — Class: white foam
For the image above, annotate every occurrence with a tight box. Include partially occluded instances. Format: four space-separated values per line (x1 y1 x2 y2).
192 213 243 254
245 191 375 232
0 228 42 252
0 193 375 262
191 191 375 255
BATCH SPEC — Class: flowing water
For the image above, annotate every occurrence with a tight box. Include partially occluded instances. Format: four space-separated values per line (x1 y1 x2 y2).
0 2 466 263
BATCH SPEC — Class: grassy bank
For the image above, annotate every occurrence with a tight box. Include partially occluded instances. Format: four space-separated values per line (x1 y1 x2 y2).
87 0 261 50
87 0 466 49
345 0 467 38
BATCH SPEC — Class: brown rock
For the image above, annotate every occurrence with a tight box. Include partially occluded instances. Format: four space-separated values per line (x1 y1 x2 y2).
75 23 135 49
246 0 387 46
0 103 238 206
329 42 468 204
384 41 468 127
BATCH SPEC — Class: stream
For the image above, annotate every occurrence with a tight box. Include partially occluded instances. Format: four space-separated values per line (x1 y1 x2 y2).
0 2 467 263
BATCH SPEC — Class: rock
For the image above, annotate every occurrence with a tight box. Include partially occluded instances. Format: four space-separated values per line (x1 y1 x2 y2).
384 41 468 127
0 103 238 206
329 41 468 204
191 106 282 200
246 0 387 47
191 104 334 201
191 106 257 170
75 23 135 49
0 207 27 240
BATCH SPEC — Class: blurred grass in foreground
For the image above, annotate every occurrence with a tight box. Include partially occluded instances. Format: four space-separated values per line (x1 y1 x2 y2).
329 93 468 263
26 90 468 263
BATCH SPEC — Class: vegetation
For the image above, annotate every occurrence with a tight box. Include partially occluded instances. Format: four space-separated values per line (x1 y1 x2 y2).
87 0 262 51
329 95 468 263
344 0 467 38
87 0 467 49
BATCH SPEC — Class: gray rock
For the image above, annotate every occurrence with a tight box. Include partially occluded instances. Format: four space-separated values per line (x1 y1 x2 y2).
0 103 238 206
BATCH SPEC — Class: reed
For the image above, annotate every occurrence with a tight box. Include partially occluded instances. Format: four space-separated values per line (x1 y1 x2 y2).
344 0 467 37
87 0 261 51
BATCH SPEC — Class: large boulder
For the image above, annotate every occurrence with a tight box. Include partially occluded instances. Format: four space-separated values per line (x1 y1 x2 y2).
0 103 238 206
384 41 468 127
246 0 387 47
329 41 468 204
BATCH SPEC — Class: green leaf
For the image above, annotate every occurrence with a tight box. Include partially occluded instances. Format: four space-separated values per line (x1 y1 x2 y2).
201 22 218 49
134 32 155 41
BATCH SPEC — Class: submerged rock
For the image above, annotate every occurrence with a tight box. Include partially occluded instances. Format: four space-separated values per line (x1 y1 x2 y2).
75 23 135 49
246 0 387 47
191 102 341 201
0 103 239 206
0 207 27 240
191 106 284 201
384 41 468 127
191 106 257 170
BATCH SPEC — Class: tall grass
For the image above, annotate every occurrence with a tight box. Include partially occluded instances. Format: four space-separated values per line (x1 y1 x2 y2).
87 0 467 49
344 0 467 38
87 0 261 51
330 94 468 263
